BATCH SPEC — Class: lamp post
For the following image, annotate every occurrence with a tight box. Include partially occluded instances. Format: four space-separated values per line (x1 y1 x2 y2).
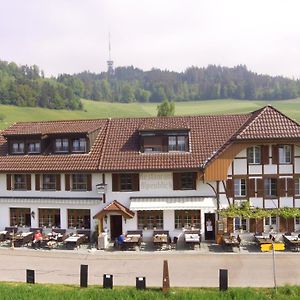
272 239 277 293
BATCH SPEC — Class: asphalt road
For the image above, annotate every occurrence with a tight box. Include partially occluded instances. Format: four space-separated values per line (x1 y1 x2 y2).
0 248 298 287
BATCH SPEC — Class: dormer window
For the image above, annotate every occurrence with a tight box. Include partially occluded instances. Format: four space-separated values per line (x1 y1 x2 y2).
12 141 25 154
28 141 41 154
72 138 86 153
168 136 187 152
55 138 69 153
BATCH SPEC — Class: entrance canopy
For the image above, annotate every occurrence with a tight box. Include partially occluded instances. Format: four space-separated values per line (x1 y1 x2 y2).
93 200 135 219
129 196 216 211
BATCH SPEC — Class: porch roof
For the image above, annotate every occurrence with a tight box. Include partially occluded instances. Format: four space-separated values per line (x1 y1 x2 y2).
93 200 135 219
129 196 216 211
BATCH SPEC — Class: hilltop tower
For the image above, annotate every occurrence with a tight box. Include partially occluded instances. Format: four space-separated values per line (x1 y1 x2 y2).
107 33 114 77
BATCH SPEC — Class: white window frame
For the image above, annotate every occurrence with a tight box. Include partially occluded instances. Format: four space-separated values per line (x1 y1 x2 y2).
28 141 41 154
234 217 247 231
279 145 292 164
55 138 69 153
12 141 25 154
72 138 87 153
247 146 261 164
295 178 300 196
234 178 247 197
264 178 277 197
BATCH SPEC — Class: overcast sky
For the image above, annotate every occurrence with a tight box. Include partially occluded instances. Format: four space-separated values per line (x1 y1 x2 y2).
1 0 300 78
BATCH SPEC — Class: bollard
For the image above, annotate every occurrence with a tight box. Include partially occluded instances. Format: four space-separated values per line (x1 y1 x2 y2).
26 269 35 284
80 264 88 288
103 274 113 289
162 260 170 293
219 269 228 291
136 277 146 290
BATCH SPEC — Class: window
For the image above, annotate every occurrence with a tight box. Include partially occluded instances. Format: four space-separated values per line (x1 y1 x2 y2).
234 217 247 231
168 136 187 152
67 209 90 229
247 146 261 164
13 174 27 190
120 174 133 191
112 174 139 192
10 208 31 227
265 216 277 227
72 174 87 191
295 217 300 225
38 209 60 228
72 138 87 152
295 178 300 196
173 172 196 190
175 210 200 229
12 141 25 154
55 138 69 153
234 179 247 197
137 211 163 230
142 136 162 153
279 145 292 164
42 174 56 191
264 178 277 197
28 141 41 154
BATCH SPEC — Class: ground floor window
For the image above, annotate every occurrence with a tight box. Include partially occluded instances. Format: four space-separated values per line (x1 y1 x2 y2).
175 210 201 229
137 210 163 230
296 217 300 225
265 216 277 227
234 217 247 231
10 208 31 227
67 209 90 229
38 209 60 228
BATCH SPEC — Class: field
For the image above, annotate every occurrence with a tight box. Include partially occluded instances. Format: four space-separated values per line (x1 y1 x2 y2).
1 98 300 129
2 283 300 300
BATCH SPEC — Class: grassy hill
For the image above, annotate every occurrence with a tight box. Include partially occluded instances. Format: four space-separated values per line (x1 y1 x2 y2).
1 98 300 129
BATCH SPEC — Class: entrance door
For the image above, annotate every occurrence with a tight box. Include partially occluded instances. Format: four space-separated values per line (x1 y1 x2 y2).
110 215 122 240
204 213 215 240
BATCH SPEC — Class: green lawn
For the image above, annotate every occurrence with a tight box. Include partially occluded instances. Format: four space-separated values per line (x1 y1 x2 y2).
1 98 300 130
1 283 300 300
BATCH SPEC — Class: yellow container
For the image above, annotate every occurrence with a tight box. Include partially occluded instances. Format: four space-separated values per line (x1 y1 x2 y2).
260 243 285 252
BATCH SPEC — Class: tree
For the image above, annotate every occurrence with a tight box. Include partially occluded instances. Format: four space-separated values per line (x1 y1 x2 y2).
120 84 135 103
157 99 175 116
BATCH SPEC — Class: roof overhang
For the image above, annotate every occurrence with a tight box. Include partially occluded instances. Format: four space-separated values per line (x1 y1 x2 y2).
129 196 216 211
93 200 135 219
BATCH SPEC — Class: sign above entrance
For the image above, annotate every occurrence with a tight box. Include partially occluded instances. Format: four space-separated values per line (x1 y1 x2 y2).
96 183 107 194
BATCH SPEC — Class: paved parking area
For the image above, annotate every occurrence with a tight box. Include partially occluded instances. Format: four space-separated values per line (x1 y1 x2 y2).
0 245 299 287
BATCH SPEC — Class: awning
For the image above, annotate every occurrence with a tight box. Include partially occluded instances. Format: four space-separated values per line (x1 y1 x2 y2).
93 200 135 219
129 196 216 211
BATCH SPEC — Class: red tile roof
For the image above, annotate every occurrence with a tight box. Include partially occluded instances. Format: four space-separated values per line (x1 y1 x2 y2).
0 106 299 172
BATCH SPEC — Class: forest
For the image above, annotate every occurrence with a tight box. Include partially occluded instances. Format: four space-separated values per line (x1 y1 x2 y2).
1 59 300 110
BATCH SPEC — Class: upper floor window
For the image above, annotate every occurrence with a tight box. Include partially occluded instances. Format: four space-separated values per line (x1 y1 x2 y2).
295 178 300 196
168 136 187 152
247 146 261 164
234 179 247 197
55 138 69 153
42 174 56 191
264 178 277 197
279 145 292 164
173 172 196 190
72 174 88 191
112 173 140 192
28 141 41 154
13 174 27 190
12 141 25 154
72 138 87 153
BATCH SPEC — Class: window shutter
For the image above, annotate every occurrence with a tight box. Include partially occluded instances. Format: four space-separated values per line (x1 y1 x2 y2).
65 174 70 191
291 145 294 163
256 179 264 197
56 174 61 191
287 178 294 197
173 173 181 190
140 136 144 152
192 172 197 190
279 216 287 233
162 136 168 152
278 178 286 197
261 145 269 165
225 179 234 197
6 174 11 190
87 174 92 191
26 174 31 190
112 174 119 191
227 217 233 233
249 218 256 233
256 218 264 233
287 217 295 233
185 136 189 152
247 179 255 197
272 145 279 164
132 173 140 191
35 174 40 191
